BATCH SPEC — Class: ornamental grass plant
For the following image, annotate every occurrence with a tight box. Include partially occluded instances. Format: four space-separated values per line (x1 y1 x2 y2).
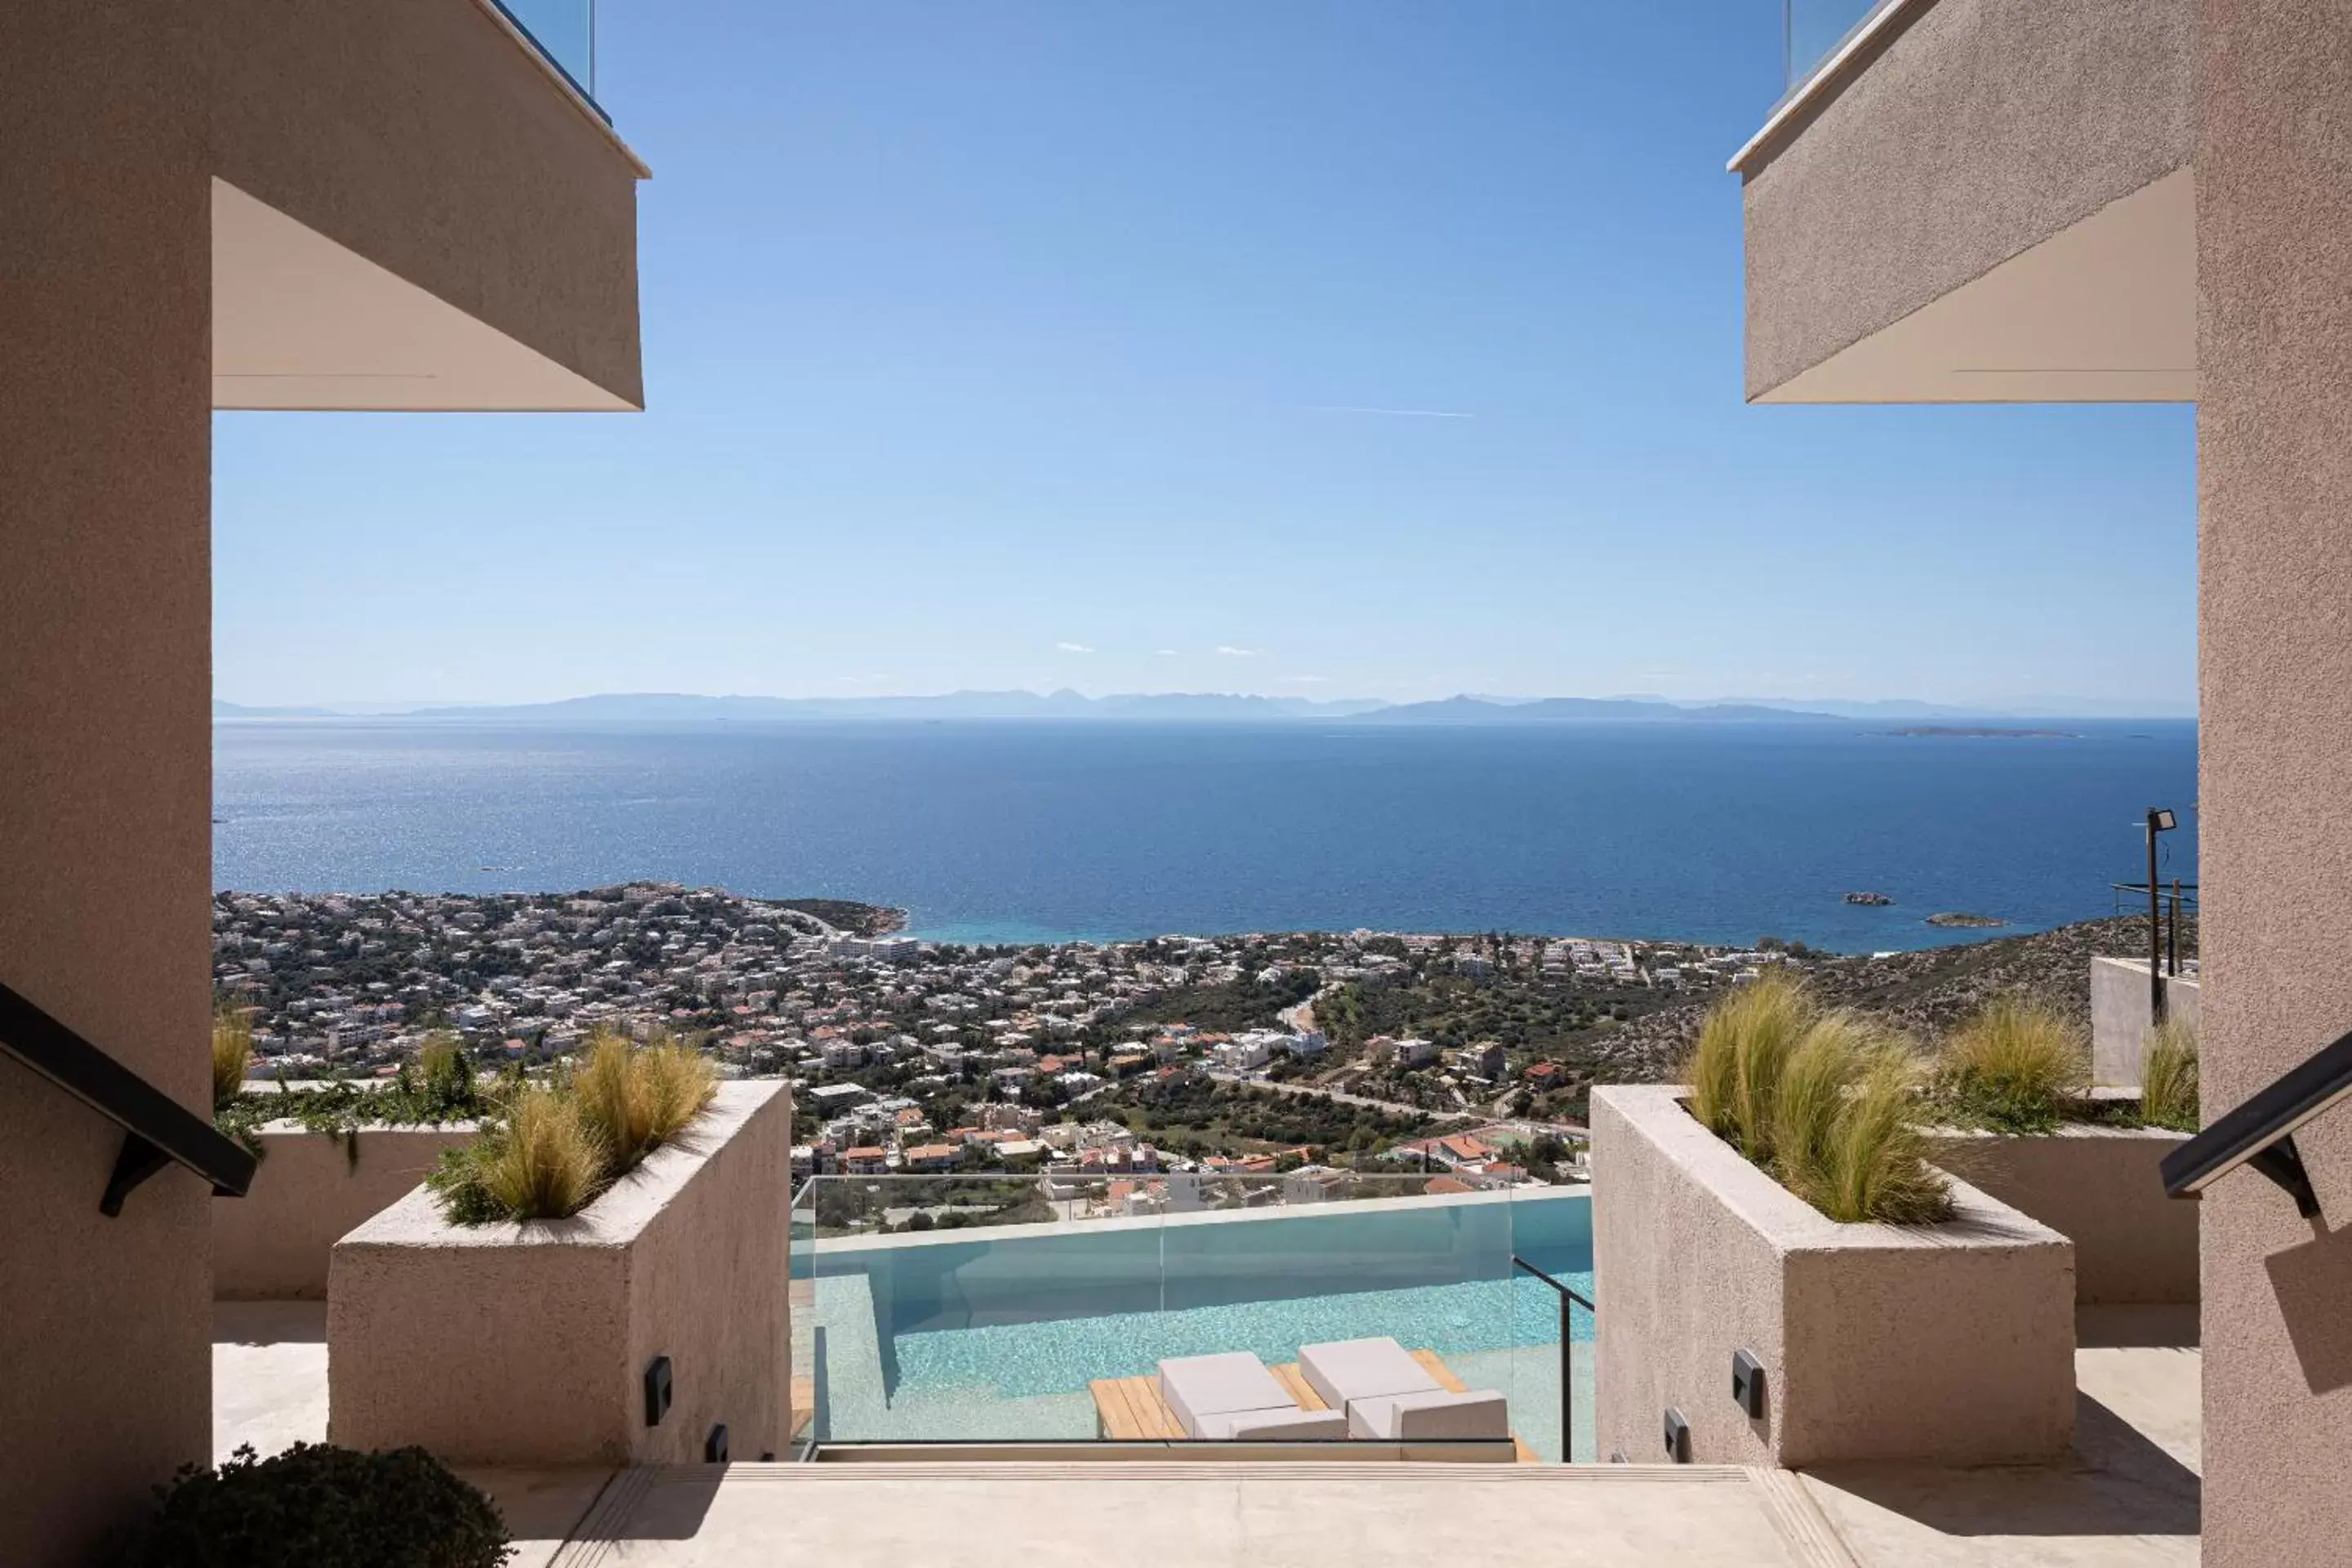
1684 976 1952 1224
1936 994 2088 1134
429 1027 717 1225
1684 969 1816 1167
2140 1014 2201 1133
212 1004 254 1111
573 1027 717 1172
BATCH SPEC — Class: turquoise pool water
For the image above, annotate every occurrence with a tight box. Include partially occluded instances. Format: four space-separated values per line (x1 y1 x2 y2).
802 1192 1595 1459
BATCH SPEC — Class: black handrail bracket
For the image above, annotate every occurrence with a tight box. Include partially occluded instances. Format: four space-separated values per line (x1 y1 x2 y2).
0 981 257 1215
2160 1026 2352 1218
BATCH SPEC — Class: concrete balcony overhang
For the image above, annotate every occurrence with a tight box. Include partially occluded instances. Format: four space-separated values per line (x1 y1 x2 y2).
1731 0 2193 406
208 0 649 412
213 180 635 412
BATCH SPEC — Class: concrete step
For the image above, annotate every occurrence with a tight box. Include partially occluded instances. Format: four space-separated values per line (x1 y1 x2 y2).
545 1461 1860 1567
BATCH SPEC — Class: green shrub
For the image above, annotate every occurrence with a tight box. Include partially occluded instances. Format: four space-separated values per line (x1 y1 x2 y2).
1936 995 2087 1134
113 1441 509 1568
2140 1015 2200 1133
410 1032 479 1118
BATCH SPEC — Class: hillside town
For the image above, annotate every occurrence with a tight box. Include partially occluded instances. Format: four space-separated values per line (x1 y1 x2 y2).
212 882 1800 1192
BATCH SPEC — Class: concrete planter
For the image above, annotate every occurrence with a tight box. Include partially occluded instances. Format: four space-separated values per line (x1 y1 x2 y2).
214 1122 477 1300
1593 1085 2074 1469
1922 1123 2196 1305
2089 955 2199 1086
328 1081 791 1466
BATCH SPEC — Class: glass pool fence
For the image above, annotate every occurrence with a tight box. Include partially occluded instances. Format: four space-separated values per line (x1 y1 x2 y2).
790 1174 1594 1462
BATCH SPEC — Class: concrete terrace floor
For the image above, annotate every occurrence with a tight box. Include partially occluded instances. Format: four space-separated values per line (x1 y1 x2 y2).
215 1303 2201 1566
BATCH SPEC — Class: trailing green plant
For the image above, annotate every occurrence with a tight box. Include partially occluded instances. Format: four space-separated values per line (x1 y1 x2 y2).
1935 994 2088 1134
111 1441 510 1568
1684 981 1951 1224
213 1045 484 1163
2140 1014 2200 1133
212 1004 254 1112
427 1028 717 1225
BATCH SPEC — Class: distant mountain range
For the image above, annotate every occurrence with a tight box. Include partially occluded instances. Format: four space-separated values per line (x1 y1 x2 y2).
1353 696 1846 725
213 690 2193 724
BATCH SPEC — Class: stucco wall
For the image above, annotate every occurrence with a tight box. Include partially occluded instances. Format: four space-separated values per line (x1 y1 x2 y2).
0 6 638 1559
1740 0 2190 400
214 1125 477 1300
1594 1086 2074 1469
2089 956 2203 1087
329 1082 791 1465
0 10 215 1565
2198 3 2352 1561
1923 1126 2197 1304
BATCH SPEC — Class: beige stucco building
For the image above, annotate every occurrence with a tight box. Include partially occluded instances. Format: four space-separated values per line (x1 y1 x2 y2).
1735 1 2350 1561
0 4 643 1561
7 0 2340 1562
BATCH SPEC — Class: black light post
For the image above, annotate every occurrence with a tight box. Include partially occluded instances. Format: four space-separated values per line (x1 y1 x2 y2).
2145 809 2177 1022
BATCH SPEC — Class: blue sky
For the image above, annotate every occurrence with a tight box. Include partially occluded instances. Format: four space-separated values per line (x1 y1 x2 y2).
212 0 2197 712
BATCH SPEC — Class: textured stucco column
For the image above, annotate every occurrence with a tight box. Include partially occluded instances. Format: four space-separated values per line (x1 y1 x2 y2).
2198 6 2352 1562
0 11 215 1566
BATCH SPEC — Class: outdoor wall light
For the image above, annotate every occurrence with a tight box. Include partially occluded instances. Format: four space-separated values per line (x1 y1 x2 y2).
644 1356 673 1428
706 1423 730 1464
1731 1349 1766 1419
1664 1407 1690 1463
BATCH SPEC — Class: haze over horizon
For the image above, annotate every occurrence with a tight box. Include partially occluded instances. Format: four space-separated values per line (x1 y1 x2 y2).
211 687 2198 721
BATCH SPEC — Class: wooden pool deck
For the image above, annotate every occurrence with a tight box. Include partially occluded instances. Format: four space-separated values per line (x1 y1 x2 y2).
1089 1348 1536 1462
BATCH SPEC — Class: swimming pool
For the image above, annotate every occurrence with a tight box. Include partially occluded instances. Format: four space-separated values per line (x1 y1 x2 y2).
796 1185 1594 1460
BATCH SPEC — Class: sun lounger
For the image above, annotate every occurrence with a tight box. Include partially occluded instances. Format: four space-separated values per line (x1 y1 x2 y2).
1191 1406 1349 1441
1157 1351 1296 1439
1298 1336 1441 1417
1345 1388 1512 1441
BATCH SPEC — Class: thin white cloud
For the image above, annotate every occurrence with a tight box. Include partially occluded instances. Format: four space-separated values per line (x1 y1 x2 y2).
1215 645 1258 658
1156 648 1181 657
833 673 898 686
1056 641 1095 654
1280 675 1330 684
1302 404 1473 420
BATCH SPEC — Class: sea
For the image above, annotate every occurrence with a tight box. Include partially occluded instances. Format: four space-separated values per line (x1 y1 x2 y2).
212 718 2198 956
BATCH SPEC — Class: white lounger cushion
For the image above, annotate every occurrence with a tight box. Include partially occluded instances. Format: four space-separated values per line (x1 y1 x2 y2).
1191 1407 1349 1441
1158 1352 1294 1438
1346 1388 1512 1441
1298 1337 1441 1414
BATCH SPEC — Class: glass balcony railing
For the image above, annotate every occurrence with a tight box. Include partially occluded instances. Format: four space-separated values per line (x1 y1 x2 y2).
1784 0 1900 97
491 0 603 120
790 1174 1595 1462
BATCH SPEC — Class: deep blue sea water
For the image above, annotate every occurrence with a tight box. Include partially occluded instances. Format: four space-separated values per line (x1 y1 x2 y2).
212 718 2198 953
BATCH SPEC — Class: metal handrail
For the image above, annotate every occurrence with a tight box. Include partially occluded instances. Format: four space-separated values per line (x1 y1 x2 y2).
0 980 257 1215
2160 1027 2352 1219
1512 1254 1593 1464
